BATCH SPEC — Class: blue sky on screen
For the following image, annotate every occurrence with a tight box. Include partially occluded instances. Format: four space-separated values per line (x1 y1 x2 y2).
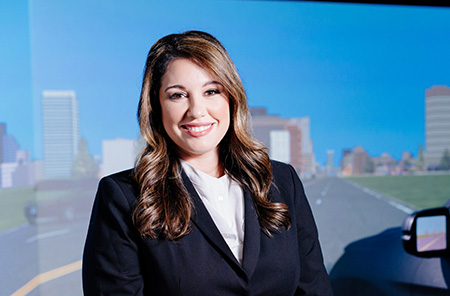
1 0 450 165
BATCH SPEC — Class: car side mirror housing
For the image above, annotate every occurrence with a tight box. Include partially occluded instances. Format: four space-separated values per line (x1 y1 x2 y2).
402 207 450 258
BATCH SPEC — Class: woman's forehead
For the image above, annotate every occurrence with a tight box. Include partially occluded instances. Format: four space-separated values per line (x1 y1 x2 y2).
161 58 223 87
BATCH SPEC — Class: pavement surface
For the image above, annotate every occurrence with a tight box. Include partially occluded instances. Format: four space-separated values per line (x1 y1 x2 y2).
0 176 414 295
303 176 411 271
417 232 446 252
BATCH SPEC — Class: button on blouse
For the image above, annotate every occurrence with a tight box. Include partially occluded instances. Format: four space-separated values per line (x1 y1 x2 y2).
180 159 245 264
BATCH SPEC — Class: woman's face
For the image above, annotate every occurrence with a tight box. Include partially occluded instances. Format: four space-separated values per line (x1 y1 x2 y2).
159 58 230 161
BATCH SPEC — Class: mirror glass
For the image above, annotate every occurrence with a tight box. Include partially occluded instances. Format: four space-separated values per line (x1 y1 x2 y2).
416 215 447 252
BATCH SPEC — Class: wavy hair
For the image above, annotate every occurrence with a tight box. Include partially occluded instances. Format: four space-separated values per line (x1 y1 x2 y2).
134 30 290 239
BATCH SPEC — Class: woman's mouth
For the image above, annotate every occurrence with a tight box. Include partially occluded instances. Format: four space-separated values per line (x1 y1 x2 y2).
182 123 214 137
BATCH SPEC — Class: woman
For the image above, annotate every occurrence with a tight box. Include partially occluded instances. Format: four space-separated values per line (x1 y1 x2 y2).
83 30 332 295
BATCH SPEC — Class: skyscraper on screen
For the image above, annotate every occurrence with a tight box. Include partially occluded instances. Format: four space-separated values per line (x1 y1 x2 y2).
42 90 80 179
0 123 5 164
425 85 450 168
249 107 316 178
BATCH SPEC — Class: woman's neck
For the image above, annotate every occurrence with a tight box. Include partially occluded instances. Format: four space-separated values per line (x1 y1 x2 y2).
179 151 224 178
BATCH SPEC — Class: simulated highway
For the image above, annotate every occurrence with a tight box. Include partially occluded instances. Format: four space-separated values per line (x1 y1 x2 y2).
0 176 413 294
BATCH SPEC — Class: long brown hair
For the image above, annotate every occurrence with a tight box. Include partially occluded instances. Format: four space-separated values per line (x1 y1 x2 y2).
135 30 290 240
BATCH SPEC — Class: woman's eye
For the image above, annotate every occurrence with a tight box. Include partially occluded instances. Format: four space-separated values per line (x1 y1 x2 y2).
205 89 220 96
169 93 185 100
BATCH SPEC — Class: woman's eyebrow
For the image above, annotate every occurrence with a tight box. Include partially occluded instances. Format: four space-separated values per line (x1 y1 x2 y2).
164 84 186 92
164 81 222 92
203 81 222 87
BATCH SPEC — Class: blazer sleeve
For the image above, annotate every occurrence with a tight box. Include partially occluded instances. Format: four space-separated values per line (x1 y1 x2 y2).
82 175 144 295
286 165 333 296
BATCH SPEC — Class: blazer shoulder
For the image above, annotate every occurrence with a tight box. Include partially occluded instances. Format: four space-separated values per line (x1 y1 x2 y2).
270 160 298 183
97 169 139 205
269 160 308 205
271 160 293 172
102 168 136 185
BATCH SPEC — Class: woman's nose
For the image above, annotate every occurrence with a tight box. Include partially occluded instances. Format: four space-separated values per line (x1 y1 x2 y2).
187 97 207 118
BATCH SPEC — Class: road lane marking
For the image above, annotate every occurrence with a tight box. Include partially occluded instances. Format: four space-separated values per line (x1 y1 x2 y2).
26 228 70 244
346 179 414 214
11 260 82 296
320 179 333 197
387 200 414 214
363 188 382 199
419 235 443 252
0 224 29 238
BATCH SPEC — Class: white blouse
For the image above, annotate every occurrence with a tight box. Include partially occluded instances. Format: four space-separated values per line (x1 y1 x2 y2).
180 159 245 264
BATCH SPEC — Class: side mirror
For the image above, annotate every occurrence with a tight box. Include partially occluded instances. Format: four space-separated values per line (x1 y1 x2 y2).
402 207 450 258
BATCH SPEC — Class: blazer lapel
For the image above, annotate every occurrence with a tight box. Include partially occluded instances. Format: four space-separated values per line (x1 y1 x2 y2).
181 171 244 272
241 188 261 279
181 170 262 280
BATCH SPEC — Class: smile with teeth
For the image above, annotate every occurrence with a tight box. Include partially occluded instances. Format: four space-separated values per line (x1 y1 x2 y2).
182 123 214 137
186 125 211 132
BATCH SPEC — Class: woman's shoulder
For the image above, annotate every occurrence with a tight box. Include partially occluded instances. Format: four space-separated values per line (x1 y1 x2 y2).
270 160 304 196
270 160 296 178
101 169 136 184
97 169 139 202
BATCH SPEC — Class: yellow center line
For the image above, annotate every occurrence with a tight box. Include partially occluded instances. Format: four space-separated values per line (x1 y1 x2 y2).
11 260 82 296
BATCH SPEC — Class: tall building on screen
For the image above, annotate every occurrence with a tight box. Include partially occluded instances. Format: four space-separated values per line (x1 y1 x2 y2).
249 107 316 178
425 85 450 168
0 123 5 164
102 138 138 177
42 90 80 179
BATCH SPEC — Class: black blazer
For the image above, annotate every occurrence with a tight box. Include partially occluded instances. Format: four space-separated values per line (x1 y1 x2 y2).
82 161 332 295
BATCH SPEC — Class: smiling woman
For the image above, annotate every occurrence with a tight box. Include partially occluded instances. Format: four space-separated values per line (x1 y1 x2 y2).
159 58 230 175
82 30 332 295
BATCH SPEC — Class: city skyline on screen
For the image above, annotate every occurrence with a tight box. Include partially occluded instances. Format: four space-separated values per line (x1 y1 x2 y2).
1 0 450 165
